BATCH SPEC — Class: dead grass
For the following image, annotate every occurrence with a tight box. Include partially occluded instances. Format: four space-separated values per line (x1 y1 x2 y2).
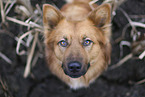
0 0 43 78
110 8 145 70
0 52 12 64
0 75 13 97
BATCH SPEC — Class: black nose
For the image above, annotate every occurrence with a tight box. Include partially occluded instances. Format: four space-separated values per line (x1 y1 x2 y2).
68 62 82 73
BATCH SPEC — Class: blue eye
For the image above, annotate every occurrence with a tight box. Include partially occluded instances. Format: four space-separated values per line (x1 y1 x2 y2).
59 40 68 47
83 39 92 46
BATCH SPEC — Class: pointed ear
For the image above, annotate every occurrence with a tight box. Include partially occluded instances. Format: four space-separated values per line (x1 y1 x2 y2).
88 4 111 27
43 4 63 31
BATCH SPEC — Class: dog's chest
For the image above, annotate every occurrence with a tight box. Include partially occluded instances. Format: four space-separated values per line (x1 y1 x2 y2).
69 78 87 89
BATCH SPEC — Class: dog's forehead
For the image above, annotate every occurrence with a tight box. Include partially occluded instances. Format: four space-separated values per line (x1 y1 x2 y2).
56 19 74 34
56 19 98 39
75 20 97 34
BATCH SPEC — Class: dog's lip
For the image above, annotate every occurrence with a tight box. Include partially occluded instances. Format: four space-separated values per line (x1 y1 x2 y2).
66 72 85 78
69 74 82 78
64 68 86 78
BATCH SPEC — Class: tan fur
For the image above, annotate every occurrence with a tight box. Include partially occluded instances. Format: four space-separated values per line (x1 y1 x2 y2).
43 0 111 89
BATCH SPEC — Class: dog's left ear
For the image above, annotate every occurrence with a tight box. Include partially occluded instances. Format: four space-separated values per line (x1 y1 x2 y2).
43 4 63 33
88 4 111 27
89 4 111 64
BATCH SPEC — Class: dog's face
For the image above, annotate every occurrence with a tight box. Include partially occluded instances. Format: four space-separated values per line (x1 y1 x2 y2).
43 4 111 78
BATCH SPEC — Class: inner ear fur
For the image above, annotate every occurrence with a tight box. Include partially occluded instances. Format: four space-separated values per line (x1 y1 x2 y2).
43 4 64 32
88 3 111 27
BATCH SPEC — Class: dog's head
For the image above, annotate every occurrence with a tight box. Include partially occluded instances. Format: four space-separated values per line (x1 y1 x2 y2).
43 4 111 78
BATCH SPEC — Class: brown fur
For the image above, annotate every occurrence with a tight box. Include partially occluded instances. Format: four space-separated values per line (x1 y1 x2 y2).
43 0 111 89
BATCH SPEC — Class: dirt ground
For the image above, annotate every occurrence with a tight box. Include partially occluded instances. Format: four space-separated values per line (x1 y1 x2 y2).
0 0 145 97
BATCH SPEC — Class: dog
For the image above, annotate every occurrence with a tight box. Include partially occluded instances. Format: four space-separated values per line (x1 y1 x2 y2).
43 0 111 89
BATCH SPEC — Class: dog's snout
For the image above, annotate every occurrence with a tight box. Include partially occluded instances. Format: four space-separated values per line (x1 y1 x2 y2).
63 61 88 78
68 62 82 73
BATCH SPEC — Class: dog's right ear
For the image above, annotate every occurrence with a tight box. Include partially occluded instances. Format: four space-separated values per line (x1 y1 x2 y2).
43 4 63 32
88 4 111 28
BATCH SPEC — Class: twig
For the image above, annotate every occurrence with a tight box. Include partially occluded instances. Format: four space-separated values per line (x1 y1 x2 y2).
36 4 42 15
16 5 31 17
5 0 16 15
121 23 131 38
136 78 145 85
25 14 34 23
26 33 33 47
37 37 43 53
4 0 11 11
29 21 43 29
131 22 145 28
6 16 30 27
17 0 33 14
6 16 43 29
103 0 127 17
119 8 138 38
89 0 98 10
115 23 130 43
35 28 43 33
31 51 39 67
0 76 7 90
0 0 5 23
15 37 27 46
16 30 33 55
129 15 145 18
24 32 38 78
119 41 131 58
119 8 135 28
109 53 133 70
139 50 145 59
0 75 13 97
0 52 12 64
34 16 41 24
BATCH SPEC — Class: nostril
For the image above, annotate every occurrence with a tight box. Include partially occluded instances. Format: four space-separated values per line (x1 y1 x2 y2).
76 66 80 69
70 66 73 69
68 62 82 72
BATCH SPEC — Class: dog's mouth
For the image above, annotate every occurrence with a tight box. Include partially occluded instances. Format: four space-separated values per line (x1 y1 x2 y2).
62 62 90 78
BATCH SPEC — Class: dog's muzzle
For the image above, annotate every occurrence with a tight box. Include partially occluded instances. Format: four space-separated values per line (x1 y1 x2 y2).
62 62 90 78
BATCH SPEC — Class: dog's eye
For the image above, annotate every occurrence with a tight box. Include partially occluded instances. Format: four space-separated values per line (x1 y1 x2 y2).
59 40 68 47
83 39 92 46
